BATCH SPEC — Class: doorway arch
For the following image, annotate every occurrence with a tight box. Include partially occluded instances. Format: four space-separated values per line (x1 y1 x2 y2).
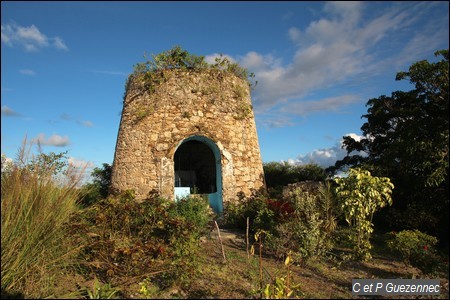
173 135 223 214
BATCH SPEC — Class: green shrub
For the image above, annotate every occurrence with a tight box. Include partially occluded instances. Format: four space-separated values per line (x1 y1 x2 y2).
222 186 336 262
262 253 302 299
1 145 83 298
173 195 213 237
221 192 274 233
386 230 440 274
335 168 394 261
266 187 335 261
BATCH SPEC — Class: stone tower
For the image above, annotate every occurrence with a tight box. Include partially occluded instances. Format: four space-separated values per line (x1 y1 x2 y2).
111 62 265 213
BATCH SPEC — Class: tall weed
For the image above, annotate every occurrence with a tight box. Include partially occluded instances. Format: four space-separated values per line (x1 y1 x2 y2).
266 186 335 261
1 142 84 298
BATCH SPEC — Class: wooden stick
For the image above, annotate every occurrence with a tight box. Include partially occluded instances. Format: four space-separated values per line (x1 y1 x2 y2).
246 217 250 260
259 233 263 298
214 220 226 263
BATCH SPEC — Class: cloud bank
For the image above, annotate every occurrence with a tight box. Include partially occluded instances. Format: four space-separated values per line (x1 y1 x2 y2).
287 133 366 168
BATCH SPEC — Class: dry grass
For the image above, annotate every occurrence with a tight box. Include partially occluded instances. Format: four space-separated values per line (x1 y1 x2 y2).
1 142 85 298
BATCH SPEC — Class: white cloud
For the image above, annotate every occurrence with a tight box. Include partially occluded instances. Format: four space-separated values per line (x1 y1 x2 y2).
289 133 366 168
68 157 94 169
1 25 12 45
280 95 361 116
53 36 68 51
258 116 295 129
221 2 446 119
67 157 95 183
1 105 22 117
288 27 301 43
1 22 68 52
32 133 70 147
19 69 36 76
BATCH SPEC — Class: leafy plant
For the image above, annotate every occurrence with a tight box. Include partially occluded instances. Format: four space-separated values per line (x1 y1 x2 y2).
263 252 302 299
138 277 159 298
319 181 338 237
386 230 440 274
335 168 394 260
173 195 213 236
266 186 334 261
221 192 274 234
83 278 120 299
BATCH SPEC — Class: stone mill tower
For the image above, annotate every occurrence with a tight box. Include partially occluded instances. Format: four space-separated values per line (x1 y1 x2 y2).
111 48 266 213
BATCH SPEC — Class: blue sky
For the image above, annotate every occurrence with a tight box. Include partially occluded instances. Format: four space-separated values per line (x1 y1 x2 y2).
1 1 449 178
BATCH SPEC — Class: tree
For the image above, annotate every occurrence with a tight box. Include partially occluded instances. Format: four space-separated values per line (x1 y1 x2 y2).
330 50 449 243
79 163 112 207
335 168 394 260
91 163 112 198
263 162 326 195
28 151 69 177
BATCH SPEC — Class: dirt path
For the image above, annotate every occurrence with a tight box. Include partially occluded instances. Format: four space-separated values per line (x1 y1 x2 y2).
191 229 450 299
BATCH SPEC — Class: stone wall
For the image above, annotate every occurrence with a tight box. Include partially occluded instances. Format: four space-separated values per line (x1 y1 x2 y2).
111 69 266 203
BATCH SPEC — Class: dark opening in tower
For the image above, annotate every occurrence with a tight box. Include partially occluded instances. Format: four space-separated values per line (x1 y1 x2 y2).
174 140 217 194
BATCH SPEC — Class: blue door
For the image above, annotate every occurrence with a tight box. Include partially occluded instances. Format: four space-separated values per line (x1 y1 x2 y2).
174 135 223 214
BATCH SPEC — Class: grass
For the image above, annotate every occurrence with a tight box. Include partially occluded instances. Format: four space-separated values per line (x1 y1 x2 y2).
1 143 85 298
176 229 449 299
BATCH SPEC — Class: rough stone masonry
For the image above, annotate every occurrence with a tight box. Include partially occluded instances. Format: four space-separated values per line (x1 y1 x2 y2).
111 68 266 211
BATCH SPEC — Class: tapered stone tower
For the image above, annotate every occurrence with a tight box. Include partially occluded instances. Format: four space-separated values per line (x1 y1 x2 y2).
111 56 265 213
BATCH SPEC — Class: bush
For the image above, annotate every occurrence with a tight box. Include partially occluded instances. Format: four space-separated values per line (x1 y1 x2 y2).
70 191 213 288
263 162 326 193
387 230 440 274
266 187 334 261
1 145 83 298
221 192 275 234
173 195 213 237
222 185 336 262
335 168 393 261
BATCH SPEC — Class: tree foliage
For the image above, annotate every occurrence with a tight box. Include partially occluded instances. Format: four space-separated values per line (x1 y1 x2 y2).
91 163 112 198
263 161 326 192
335 168 394 260
28 151 69 177
330 50 449 243
78 163 112 207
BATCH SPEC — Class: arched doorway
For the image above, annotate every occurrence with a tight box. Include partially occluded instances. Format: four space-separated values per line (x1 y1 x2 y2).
173 136 223 214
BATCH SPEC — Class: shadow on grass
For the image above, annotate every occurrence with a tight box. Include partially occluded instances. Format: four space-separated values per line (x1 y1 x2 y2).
1 290 24 299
